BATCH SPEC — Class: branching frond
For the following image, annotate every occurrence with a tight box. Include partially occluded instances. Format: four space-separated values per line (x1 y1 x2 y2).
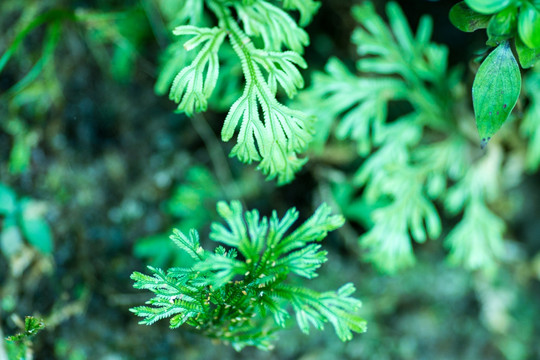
131 201 365 350
234 0 309 52
272 283 366 341
445 200 505 270
157 0 317 184
169 26 226 115
298 1 511 273
279 0 320 26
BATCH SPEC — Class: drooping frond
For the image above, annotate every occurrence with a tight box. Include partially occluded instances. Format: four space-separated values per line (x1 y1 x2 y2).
157 0 319 184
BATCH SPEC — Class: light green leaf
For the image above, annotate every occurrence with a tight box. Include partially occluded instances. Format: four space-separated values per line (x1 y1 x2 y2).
0 184 17 215
169 26 227 115
516 36 540 68
518 2 540 49
449 2 492 32
464 0 512 14
21 218 53 254
472 42 521 148
234 0 309 53
19 200 53 254
280 0 320 26
0 223 24 256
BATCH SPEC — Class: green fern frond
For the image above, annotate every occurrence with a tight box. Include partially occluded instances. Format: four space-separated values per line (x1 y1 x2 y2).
169 26 226 115
445 200 505 270
170 229 205 261
157 0 317 184
272 282 366 341
234 0 308 52
280 0 320 26
162 0 204 26
298 1 511 272
131 201 365 350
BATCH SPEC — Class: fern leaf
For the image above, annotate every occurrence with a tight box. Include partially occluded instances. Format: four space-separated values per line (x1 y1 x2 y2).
234 0 309 52
160 0 316 183
277 203 344 254
169 228 205 260
169 26 226 115
274 243 327 278
131 201 365 349
280 0 320 26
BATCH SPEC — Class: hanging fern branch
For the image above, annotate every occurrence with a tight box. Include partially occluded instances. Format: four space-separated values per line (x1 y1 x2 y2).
130 201 366 351
161 0 317 184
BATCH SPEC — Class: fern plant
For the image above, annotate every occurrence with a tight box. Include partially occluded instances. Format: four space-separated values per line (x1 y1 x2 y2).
156 0 320 184
4 316 45 360
297 1 537 273
130 201 366 350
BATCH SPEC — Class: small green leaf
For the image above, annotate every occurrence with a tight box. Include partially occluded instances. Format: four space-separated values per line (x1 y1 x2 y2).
464 0 512 14
472 42 521 148
19 200 53 254
518 2 540 49
0 184 17 215
516 36 540 68
0 223 24 256
449 2 492 32
21 218 53 254
6 316 45 342
486 5 517 44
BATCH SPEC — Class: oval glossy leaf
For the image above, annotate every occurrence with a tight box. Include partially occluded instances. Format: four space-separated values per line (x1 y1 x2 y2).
465 0 512 14
516 36 540 68
518 2 540 49
472 42 521 148
450 2 492 32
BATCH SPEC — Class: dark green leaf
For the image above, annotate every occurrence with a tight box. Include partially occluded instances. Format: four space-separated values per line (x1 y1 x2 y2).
472 42 521 148
518 2 540 49
450 2 492 32
486 5 517 44
464 0 511 14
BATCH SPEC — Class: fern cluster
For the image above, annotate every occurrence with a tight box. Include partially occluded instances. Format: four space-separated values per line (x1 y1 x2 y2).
158 0 319 184
131 201 366 350
298 1 536 272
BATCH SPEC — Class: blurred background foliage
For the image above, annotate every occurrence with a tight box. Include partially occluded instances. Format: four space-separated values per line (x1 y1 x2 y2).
1 0 540 359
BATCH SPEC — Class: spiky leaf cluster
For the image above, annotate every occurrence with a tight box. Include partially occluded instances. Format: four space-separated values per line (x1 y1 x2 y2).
130 201 366 350
157 0 319 184
298 1 516 272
